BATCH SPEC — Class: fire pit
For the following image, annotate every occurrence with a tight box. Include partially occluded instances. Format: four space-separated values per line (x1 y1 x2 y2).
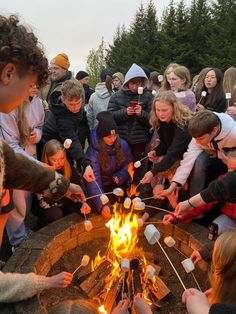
2 211 212 314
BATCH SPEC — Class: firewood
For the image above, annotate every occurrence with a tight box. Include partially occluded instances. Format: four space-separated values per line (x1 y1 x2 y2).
148 275 170 300
80 259 113 297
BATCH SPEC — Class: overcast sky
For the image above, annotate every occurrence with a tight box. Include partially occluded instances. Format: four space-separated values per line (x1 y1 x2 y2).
1 0 191 73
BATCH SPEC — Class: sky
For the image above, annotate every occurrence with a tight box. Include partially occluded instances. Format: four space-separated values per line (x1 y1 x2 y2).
1 0 191 73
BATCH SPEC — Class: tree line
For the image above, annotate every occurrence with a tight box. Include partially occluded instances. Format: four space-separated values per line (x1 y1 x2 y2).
86 0 236 86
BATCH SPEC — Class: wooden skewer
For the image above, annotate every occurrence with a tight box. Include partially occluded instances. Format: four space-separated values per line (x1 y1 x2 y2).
145 205 173 214
155 236 187 291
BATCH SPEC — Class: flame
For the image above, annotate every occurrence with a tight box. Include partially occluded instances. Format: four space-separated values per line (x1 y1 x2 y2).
106 207 139 259
98 305 108 314
91 251 106 271
128 162 134 181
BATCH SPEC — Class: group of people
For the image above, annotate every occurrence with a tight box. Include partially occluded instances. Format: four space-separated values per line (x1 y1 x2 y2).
1 13 236 314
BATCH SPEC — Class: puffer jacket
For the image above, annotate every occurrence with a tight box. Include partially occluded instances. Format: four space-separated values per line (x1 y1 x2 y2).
85 128 132 212
87 82 112 130
108 64 153 145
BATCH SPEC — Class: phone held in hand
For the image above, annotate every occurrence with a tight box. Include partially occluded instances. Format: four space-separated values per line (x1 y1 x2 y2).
130 100 138 108
208 223 218 241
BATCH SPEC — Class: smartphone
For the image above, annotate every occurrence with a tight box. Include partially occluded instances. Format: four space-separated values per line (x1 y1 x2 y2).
208 223 218 241
130 100 138 108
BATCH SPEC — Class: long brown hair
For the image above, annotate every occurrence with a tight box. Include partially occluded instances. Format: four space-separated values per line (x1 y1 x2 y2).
223 67 236 107
149 90 193 129
41 139 72 179
16 102 30 147
209 229 236 305
99 137 126 173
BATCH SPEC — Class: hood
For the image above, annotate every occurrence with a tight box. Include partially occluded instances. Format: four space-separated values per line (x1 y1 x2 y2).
123 63 148 87
95 82 111 99
89 127 116 154
214 112 236 141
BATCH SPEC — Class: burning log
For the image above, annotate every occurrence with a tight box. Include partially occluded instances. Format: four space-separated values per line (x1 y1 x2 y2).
100 276 123 314
80 259 113 298
147 275 170 301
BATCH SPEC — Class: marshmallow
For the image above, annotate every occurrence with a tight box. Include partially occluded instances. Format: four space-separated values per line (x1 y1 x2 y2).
158 74 163 82
138 87 144 95
124 197 131 209
134 160 141 168
133 201 145 211
146 265 156 279
144 224 161 244
164 236 176 247
138 218 144 228
100 194 109 205
226 92 231 99
63 138 72 149
201 91 207 97
181 258 195 273
132 197 141 204
152 90 157 96
84 220 93 232
113 188 124 197
81 255 90 266
121 258 130 272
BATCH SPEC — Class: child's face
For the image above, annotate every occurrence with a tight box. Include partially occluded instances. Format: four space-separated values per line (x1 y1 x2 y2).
168 72 186 92
155 101 173 123
204 70 217 90
48 150 66 170
0 64 37 113
62 96 82 113
127 77 143 92
103 134 117 146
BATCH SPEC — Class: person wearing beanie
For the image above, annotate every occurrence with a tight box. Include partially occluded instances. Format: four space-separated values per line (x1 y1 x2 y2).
112 72 124 92
108 63 153 185
85 111 132 218
87 68 113 131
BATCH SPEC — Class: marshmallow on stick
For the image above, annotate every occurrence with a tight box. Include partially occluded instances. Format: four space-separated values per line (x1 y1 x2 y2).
146 265 156 279
226 92 231 99
124 197 131 209
164 236 176 247
138 87 144 95
84 220 93 232
100 194 109 205
121 258 130 272
63 138 72 149
144 224 161 244
113 188 124 197
181 258 195 274
133 201 145 211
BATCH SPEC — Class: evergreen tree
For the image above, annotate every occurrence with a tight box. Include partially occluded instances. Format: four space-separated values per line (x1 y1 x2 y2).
86 38 107 87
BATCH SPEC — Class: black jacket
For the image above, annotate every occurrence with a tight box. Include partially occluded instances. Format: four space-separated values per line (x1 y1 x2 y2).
42 91 91 171
151 121 191 175
209 303 236 314
108 88 153 145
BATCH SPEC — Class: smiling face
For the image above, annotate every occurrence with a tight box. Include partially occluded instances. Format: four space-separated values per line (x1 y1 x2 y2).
155 100 174 123
0 63 38 113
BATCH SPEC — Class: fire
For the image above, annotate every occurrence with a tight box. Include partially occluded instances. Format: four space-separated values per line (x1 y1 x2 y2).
98 305 108 314
91 251 106 271
127 162 140 197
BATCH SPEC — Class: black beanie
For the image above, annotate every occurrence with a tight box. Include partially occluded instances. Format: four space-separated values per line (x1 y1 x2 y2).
76 71 89 80
96 111 118 138
100 68 113 81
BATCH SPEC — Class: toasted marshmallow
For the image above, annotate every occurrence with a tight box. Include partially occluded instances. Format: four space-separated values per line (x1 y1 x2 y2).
84 220 93 231
124 197 131 209
113 188 124 197
100 194 109 205
81 255 90 266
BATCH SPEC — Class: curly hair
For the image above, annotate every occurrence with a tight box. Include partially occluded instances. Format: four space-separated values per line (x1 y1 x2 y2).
99 137 126 173
0 15 48 87
149 90 193 129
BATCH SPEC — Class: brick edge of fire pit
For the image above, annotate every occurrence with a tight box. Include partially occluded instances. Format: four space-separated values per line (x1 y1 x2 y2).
1 212 211 314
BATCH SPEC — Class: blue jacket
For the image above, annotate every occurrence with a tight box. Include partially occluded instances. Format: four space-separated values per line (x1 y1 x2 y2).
85 128 132 212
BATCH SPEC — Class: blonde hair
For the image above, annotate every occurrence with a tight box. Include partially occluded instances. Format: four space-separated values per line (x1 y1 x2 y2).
16 102 30 147
160 63 179 91
209 229 236 305
41 139 72 179
172 65 191 89
223 67 236 107
149 90 193 129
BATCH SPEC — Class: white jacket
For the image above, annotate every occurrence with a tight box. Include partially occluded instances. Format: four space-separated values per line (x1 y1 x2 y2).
172 112 236 186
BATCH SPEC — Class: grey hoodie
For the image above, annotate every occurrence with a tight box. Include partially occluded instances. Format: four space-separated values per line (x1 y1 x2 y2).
87 82 112 130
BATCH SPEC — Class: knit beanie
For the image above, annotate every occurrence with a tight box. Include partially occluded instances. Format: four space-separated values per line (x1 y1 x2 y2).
52 53 70 70
76 71 89 81
96 111 118 138
112 72 124 84
100 68 113 81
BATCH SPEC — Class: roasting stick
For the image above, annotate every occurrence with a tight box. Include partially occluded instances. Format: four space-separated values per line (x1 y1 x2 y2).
86 191 113 200
145 204 173 214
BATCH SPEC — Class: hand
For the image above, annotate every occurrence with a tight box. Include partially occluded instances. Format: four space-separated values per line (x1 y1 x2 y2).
45 271 73 289
127 106 135 116
153 183 164 197
111 299 129 314
28 130 37 144
167 189 179 209
162 214 177 225
227 105 236 116
83 165 95 182
182 288 210 314
101 205 111 219
113 176 120 184
147 150 156 162
65 183 86 203
80 202 91 215
175 200 191 218
133 293 152 314
190 250 202 265
134 104 142 116
196 103 205 112
141 171 154 184
155 182 177 199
